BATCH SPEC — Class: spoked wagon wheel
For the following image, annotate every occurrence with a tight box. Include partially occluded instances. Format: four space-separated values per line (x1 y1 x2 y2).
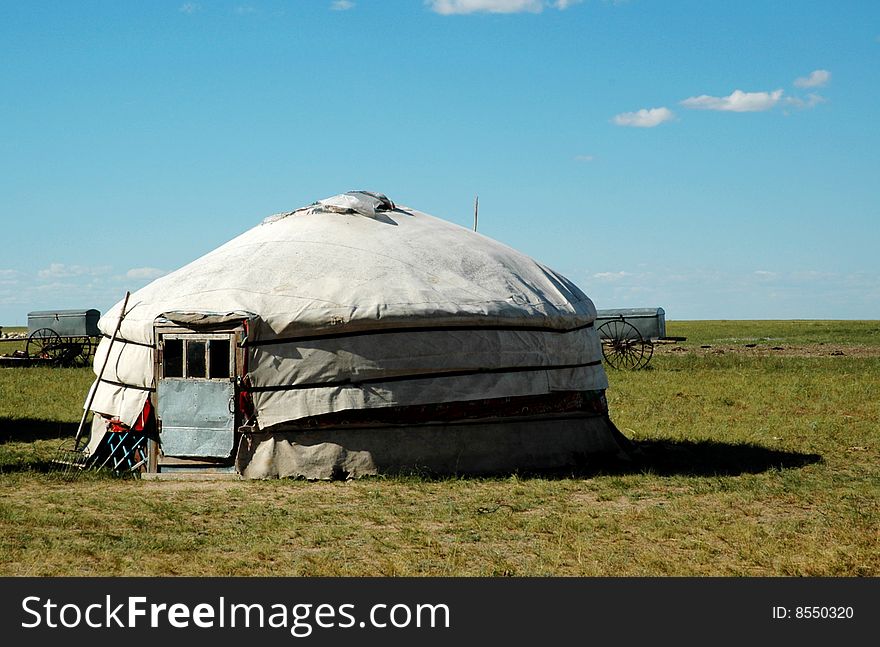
79 336 93 365
66 336 93 366
26 328 63 363
597 320 654 370
55 337 92 367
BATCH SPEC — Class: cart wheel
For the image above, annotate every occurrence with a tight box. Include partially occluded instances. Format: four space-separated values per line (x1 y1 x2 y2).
637 338 654 369
597 320 653 370
26 328 63 362
76 336 92 366
54 337 91 367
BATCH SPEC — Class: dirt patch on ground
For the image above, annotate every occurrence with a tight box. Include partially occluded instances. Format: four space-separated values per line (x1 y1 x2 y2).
654 343 880 358
138 479 246 493
569 486 691 513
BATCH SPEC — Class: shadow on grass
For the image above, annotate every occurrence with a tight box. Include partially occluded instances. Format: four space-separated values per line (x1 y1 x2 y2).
0 460 119 480
0 417 79 444
393 439 823 481
0 417 87 476
0 459 70 474
610 438 823 478
0 418 822 481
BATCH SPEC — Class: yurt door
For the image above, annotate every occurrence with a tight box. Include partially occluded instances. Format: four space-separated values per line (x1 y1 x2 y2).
155 332 238 460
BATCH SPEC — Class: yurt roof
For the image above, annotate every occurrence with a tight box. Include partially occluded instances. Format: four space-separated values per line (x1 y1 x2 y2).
101 192 597 345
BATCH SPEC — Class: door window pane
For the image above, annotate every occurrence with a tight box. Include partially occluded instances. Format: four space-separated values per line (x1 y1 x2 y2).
186 340 207 378
208 339 230 379
164 339 183 377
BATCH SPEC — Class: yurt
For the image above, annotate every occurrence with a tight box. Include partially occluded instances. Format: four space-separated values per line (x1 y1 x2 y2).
83 192 630 478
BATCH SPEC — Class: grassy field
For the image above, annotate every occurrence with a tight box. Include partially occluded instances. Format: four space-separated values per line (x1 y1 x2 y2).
0 320 877 576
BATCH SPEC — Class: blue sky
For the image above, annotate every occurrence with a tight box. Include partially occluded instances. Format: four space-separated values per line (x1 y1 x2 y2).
1 0 878 325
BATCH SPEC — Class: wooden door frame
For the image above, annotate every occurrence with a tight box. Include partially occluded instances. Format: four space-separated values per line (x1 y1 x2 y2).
150 321 246 472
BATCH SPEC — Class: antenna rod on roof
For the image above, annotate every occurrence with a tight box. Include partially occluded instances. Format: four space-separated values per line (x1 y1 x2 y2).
473 195 479 232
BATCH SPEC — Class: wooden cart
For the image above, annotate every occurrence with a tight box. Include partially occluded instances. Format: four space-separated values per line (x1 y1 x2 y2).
25 309 101 367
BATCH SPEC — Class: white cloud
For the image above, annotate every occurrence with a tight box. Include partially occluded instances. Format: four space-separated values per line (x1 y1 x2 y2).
234 4 256 14
790 270 837 282
38 263 111 280
574 154 595 162
0 270 18 286
793 69 830 88
680 89 783 112
785 93 826 110
427 0 545 14
179 2 199 14
125 267 167 281
331 0 355 9
612 107 674 128
553 0 583 8
593 271 632 281
35 281 72 293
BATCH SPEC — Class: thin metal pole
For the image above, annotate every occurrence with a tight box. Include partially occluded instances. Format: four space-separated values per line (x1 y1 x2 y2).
73 290 131 450
473 195 479 232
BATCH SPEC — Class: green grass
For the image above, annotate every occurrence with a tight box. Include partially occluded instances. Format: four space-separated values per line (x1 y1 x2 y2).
0 321 877 576
0 366 96 471
666 319 880 346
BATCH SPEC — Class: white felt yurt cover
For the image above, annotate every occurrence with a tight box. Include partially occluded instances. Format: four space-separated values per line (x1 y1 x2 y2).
86 192 607 435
